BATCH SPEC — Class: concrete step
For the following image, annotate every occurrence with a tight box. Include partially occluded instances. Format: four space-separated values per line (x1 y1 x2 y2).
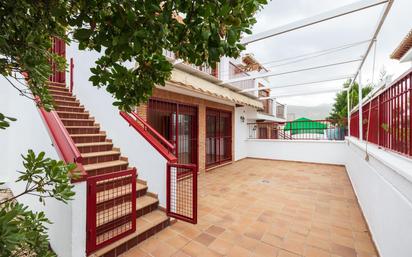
89 210 170 257
70 133 107 144
52 94 77 102
55 105 85 113
83 160 129 176
49 89 73 97
76 141 114 153
96 182 148 204
82 150 121 165
61 118 95 127
57 111 90 119
96 195 159 227
66 125 100 135
48 85 70 92
55 99 81 107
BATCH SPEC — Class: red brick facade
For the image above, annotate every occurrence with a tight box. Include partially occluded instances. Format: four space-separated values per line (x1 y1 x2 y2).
136 88 234 172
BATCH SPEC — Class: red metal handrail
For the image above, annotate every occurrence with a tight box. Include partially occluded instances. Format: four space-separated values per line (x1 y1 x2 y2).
38 102 86 181
120 111 177 163
131 112 175 150
27 53 86 182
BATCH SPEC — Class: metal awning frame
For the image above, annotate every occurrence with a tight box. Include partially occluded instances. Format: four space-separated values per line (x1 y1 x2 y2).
219 0 393 139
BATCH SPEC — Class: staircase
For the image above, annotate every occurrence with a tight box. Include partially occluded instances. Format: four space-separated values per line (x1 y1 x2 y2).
47 82 170 257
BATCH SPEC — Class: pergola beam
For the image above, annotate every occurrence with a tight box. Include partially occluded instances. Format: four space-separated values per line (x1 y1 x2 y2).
221 58 361 84
241 74 355 92
241 0 389 45
259 88 347 100
349 0 393 86
346 0 393 138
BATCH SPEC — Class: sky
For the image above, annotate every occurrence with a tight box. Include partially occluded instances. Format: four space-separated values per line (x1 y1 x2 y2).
246 0 412 106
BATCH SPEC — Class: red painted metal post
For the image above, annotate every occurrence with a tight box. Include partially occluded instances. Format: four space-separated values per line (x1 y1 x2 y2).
166 163 171 217
409 73 412 156
70 58 74 93
86 180 97 254
193 164 198 224
166 163 197 224
378 95 382 145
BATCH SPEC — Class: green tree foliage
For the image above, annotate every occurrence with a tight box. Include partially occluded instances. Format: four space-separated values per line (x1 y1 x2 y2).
0 113 16 130
0 150 76 257
328 80 373 124
0 1 267 256
1 0 267 112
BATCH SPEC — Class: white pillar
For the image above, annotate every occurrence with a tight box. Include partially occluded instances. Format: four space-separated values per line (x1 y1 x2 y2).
358 71 363 141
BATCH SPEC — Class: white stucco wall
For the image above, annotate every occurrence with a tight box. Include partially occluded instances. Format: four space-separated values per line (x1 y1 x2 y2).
240 135 412 257
345 138 412 257
66 44 168 207
234 106 255 161
246 139 347 165
0 77 86 257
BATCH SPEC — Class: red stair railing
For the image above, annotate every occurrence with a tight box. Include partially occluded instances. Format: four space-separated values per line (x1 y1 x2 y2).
38 96 87 182
120 111 177 163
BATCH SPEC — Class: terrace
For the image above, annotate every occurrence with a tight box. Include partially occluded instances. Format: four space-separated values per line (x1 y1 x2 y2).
125 1 412 257
121 159 376 257
3 1 411 257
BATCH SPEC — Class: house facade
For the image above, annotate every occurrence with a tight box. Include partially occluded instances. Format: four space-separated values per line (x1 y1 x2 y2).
1 38 287 257
3 29 412 257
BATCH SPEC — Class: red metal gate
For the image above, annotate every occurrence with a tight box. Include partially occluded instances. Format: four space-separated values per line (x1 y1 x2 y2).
86 169 137 255
50 37 66 83
166 163 197 224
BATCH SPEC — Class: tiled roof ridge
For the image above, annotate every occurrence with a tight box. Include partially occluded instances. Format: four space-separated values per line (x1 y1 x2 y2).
390 29 412 60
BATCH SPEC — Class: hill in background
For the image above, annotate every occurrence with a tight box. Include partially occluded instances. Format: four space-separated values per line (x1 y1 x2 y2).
286 103 332 120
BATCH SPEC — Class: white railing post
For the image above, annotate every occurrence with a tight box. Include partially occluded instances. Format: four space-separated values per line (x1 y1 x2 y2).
358 71 363 141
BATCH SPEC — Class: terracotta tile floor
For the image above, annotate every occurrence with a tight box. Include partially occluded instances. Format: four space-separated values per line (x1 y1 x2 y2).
122 158 378 257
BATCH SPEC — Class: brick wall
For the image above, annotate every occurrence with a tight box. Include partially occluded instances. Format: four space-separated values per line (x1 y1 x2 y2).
136 88 235 172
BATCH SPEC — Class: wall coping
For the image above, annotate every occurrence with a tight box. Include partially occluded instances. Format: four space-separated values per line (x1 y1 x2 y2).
346 137 412 184
247 139 346 144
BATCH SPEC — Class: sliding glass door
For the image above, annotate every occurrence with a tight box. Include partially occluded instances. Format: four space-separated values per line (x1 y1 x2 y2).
206 109 232 168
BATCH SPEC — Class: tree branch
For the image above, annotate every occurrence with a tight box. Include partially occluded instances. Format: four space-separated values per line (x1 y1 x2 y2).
2 76 36 101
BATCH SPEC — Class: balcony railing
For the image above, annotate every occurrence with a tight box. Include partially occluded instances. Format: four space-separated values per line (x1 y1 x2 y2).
260 99 274 115
228 62 256 92
163 50 217 78
276 103 286 119
248 120 347 140
350 67 412 157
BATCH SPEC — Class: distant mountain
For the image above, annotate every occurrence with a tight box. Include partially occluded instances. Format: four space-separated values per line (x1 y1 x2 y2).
286 104 332 120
